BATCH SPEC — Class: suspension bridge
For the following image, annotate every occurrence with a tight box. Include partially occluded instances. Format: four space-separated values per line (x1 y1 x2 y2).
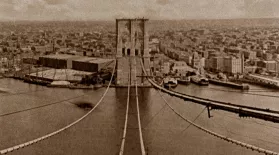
0 57 279 155
1 18 279 154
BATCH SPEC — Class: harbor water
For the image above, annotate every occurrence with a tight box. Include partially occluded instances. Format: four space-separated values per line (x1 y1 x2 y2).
0 78 279 154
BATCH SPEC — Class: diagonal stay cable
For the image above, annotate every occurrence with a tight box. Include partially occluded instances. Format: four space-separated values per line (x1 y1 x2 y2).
206 87 279 98
215 110 279 131
0 60 116 155
0 75 102 118
0 88 48 97
157 83 279 155
213 117 279 146
143 93 174 147
135 82 163 124
142 92 169 129
163 91 207 150
0 92 90 118
139 59 279 155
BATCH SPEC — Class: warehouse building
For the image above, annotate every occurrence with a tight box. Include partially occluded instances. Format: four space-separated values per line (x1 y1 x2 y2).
39 54 82 69
39 54 114 72
72 57 114 72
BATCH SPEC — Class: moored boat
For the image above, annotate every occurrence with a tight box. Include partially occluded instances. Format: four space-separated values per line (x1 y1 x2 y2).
47 81 70 88
209 78 249 90
69 83 94 89
23 77 50 86
191 75 209 86
94 75 104 89
94 83 103 89
163 77 178 89
177 76 190 85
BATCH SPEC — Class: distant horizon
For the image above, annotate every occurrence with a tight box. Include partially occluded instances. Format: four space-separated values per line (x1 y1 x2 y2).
1 17 279 22
1 0 279 22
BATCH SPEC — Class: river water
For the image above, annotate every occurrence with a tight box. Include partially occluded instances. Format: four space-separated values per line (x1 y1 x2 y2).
0 78 279 155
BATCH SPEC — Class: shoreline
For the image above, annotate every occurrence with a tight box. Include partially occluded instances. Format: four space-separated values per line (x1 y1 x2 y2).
8 76 154 89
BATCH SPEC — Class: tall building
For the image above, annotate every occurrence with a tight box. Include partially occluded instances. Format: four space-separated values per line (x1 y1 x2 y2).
224 57 243 74
191 52 200 69
200 57 205 68
206 55 244 75
212 57 224 72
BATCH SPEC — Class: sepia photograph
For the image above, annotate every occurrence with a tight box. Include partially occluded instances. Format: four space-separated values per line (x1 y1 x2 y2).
1 0 279 154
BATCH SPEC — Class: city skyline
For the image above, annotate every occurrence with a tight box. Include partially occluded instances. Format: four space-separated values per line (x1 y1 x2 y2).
1 0 279 21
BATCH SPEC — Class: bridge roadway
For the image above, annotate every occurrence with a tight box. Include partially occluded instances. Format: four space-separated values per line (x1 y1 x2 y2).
1 58 279 154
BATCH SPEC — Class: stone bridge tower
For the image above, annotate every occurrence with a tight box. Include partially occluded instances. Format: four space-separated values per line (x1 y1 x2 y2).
116 18 151 86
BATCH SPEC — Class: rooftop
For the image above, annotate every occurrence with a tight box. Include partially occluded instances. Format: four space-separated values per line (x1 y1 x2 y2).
116 18 148 21
29 69 92 82
73 57 97 62
89 58 113 64
73 57 113 64
40 54 81 60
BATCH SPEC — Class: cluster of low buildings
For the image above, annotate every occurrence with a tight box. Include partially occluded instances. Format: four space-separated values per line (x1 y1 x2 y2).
3 20 279 81
157 26 279 78
0 21 116 74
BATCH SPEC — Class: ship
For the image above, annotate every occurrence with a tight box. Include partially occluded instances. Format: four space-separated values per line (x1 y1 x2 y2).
191 75 209 86
163 77 178 89
94 83 103 89
177 76 190 85
23 76 50 86
47 80 70 88
94 75 103 90
209 78 249 90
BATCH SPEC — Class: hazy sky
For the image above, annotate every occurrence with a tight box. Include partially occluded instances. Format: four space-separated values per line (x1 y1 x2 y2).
0 0 279 21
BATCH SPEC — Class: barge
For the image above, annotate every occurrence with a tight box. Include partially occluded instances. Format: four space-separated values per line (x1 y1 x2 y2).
209 79 249 90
